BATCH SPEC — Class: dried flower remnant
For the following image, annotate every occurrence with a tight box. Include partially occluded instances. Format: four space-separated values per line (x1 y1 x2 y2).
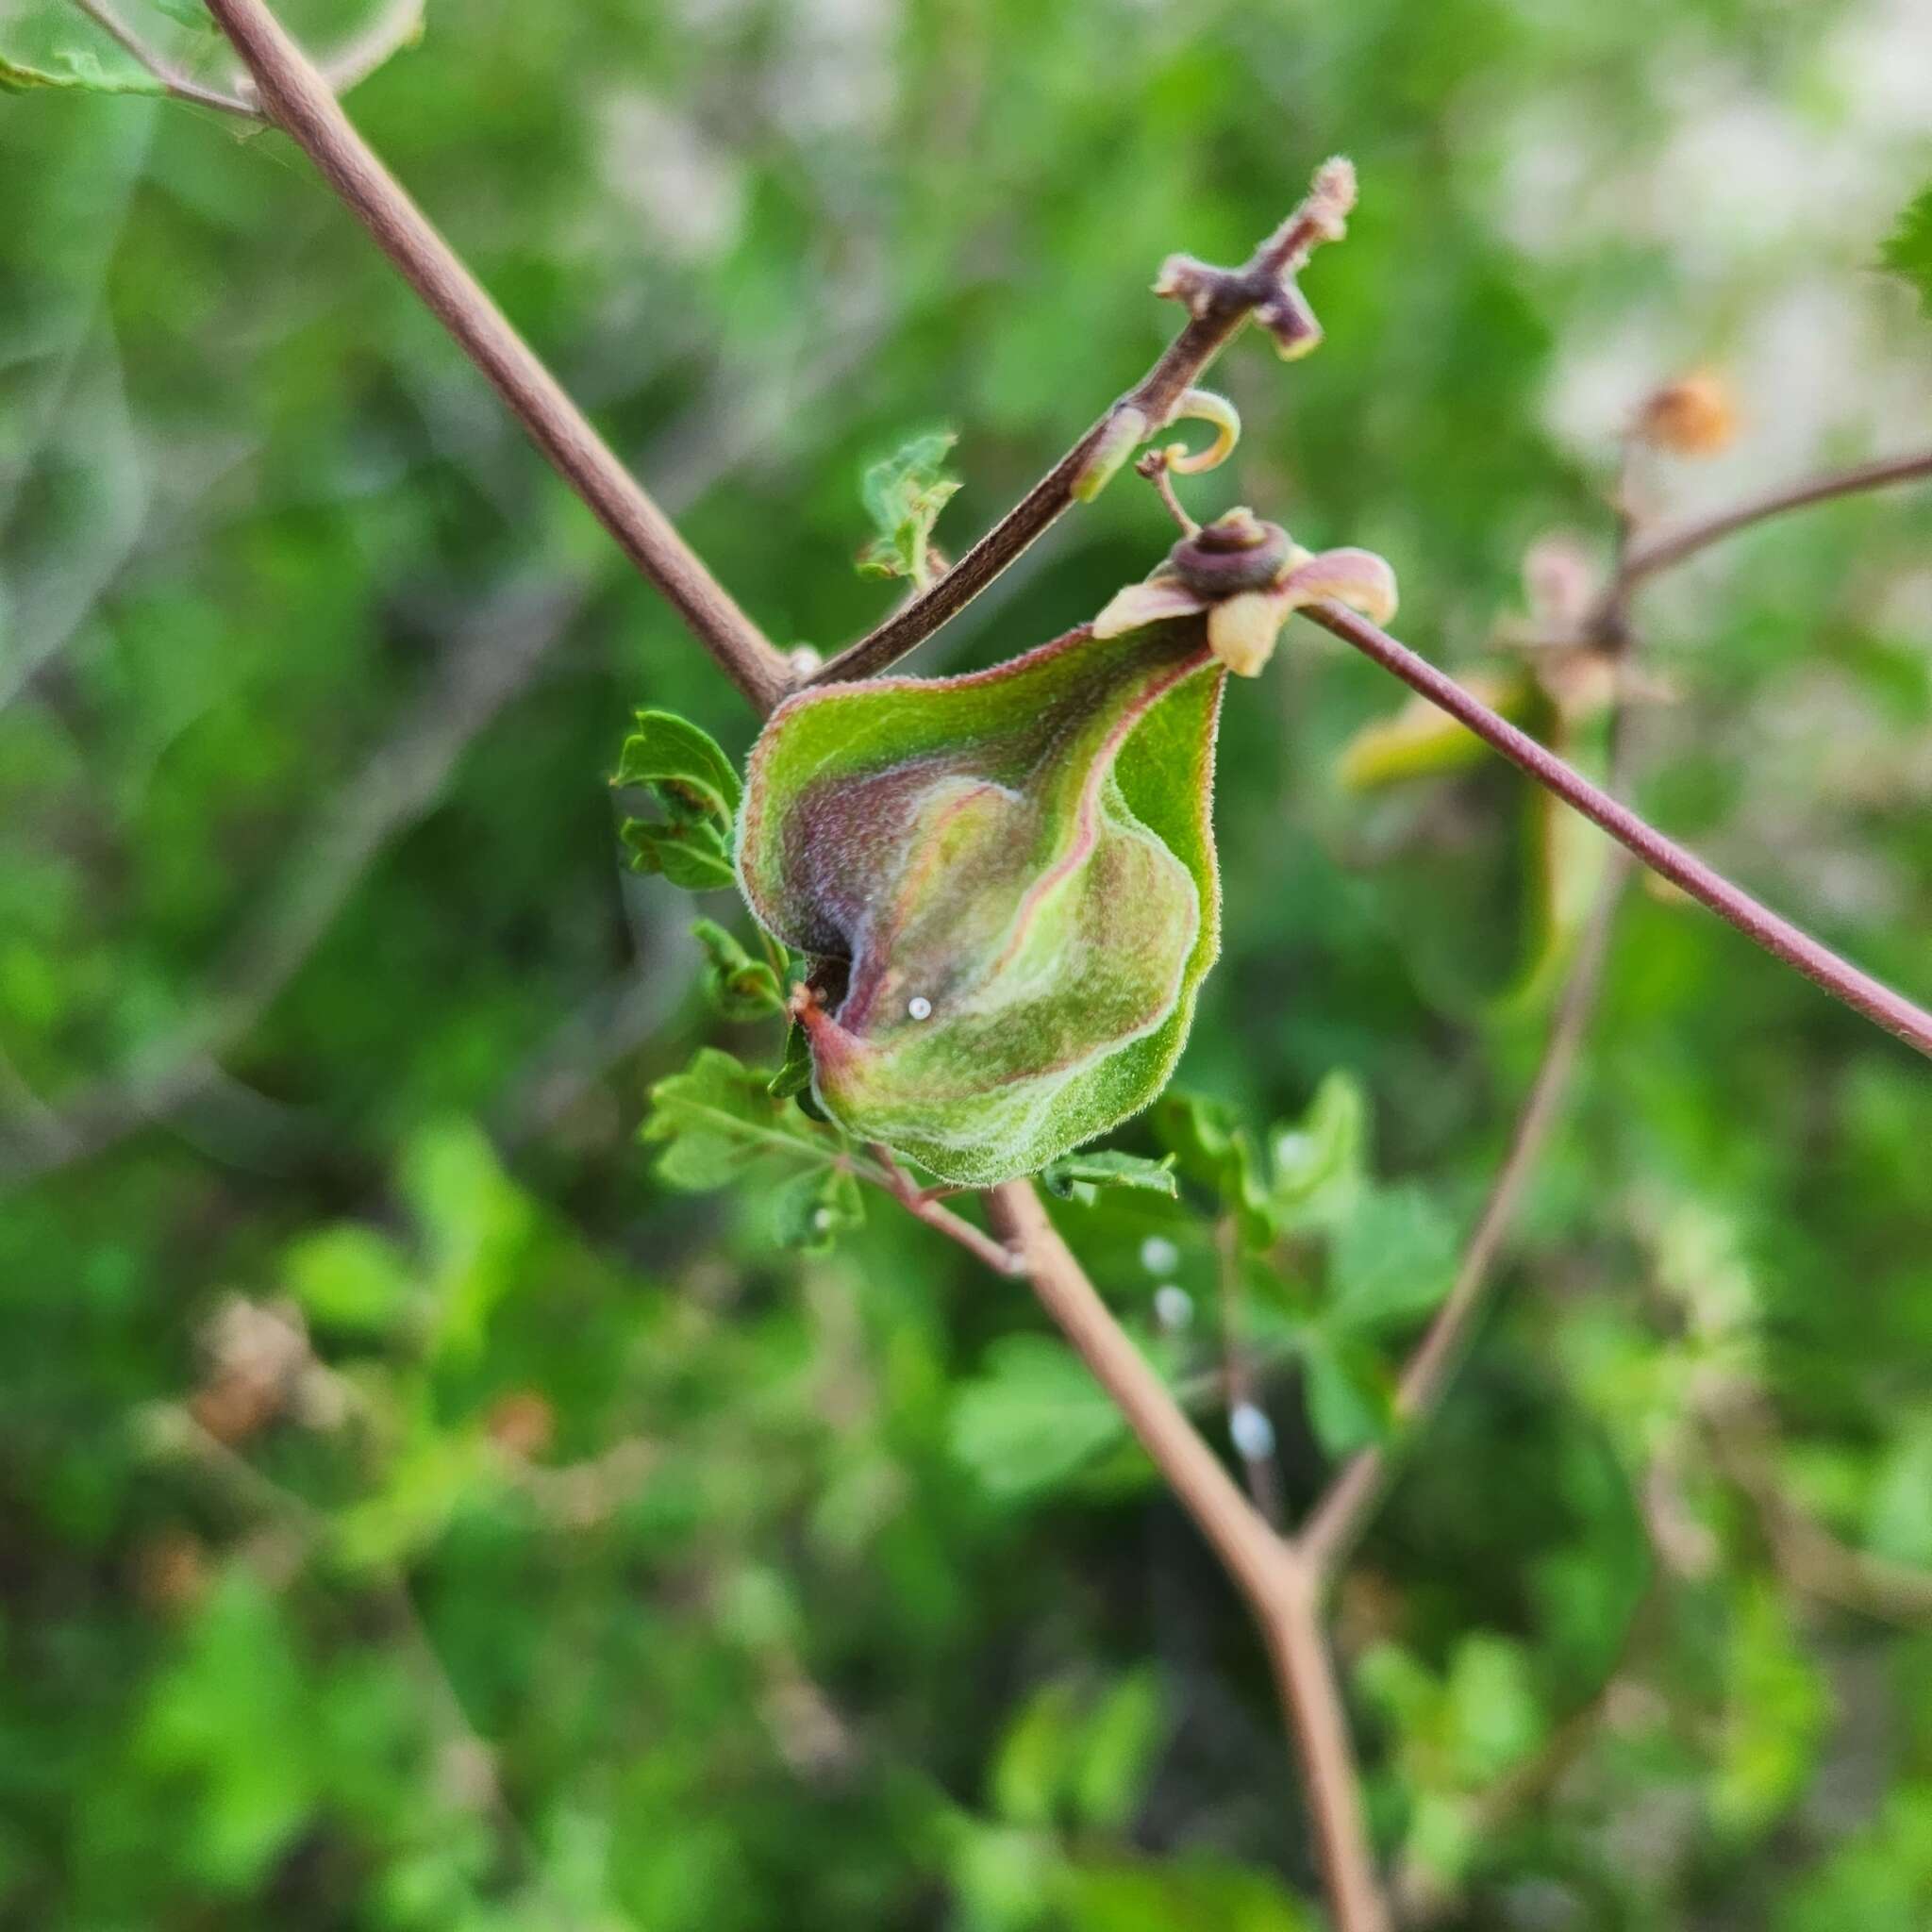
1094 508 1398 678
1636 370 1738 457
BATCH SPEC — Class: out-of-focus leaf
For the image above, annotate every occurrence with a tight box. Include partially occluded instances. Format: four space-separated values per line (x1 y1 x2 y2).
945 1820 1059 1932
991 1668 1167 1839
1500 722 1613 1014
135 1572 317 1889
1071 1670 1166 1834
1441 1635 1544 1784
1270 1070 1368 1230
951 1335 1129 1500
1712 1580 1827 1834
281 1224 413 1336
1057 1857 1314 1930
1336 669 1535 791
0 46 163 96
990 1676 1084 1827
1298 1327 1392 1454
400 1121 541 1367
1880 184 1932 319
1040 1151 1177 1204
1776 1785 1932 1932
857 429 959 588
1328 1185 1457 1330
329 1431 487 1571
1865 1420 1932 1570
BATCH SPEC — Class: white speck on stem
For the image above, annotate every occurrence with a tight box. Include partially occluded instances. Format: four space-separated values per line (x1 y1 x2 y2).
907 995 932 1020
1140 1235 1180 1275
1229 1402 1275 1461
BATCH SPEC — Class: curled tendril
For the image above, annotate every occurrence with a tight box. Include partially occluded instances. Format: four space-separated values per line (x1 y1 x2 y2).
1071 388 1241 505
1157 387 1241 475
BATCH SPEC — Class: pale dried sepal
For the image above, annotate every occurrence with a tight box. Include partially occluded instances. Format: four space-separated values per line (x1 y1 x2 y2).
1092 575 1207 640
1275 545 1399 625
1207 590 1290 676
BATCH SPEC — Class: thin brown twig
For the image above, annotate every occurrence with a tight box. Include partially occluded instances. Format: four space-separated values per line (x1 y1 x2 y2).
1302 436 1932 1574
1302 840 1633 1575
1139 446 1200 536
1303 430 1650 1570
202 0 791 710
987 1181 1390 1932
808 159 1355 686
1610 446 1932 601
1302 596 1932 1059
866 1147 1026 1277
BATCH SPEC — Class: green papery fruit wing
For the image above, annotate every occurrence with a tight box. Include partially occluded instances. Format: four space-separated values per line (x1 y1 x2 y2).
736 622 1224 1185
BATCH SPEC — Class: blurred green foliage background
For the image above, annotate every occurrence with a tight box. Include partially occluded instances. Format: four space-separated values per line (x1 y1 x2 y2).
4 0 1932 1925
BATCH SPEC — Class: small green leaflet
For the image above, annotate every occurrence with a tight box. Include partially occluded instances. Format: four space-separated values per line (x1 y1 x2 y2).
641 1048 861 1251
1040 1150 1178 1205
690 919 785 1020
771 1164 864 1256
1880 184 1932 320
613 708 741 891
856 429 960 589
1153 1091 1274 1247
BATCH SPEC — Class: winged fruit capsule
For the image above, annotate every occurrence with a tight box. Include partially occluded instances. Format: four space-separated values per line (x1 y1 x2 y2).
734 510 1395 1186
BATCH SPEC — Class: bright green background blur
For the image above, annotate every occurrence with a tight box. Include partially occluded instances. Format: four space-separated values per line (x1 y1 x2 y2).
4 1 1932 1926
